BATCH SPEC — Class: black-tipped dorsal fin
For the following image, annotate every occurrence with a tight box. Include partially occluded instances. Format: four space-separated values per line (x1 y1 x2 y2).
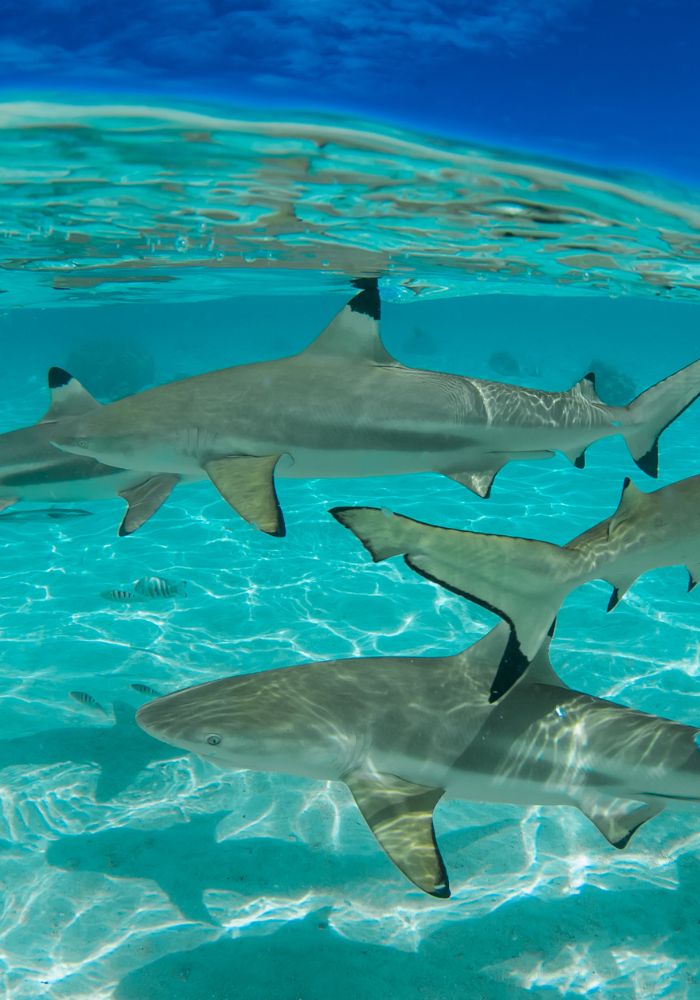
42 368 101 422
570 371 602 403
344 767 449 897
298 279 396 365
577 794 661 849
523 630 568 689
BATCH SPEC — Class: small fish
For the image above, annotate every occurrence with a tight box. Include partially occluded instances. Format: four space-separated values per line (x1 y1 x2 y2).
70 690 107 714
101 589 145 604
0 508 92 522
131 682 161 696
133 576 187 599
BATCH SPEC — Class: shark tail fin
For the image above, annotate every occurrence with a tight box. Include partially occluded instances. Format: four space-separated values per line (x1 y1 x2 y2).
331 506 584 701
622 359 700 477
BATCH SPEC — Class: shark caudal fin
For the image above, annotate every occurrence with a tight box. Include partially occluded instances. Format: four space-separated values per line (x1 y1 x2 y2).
622 358 700 477
330 506 585 701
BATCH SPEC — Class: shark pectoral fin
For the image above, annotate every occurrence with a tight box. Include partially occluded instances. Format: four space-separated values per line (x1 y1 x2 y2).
204 455 285 536
0 498 18 514
41 367 102 422
298 278 396 366
577 795 662 849
118 474 181 537
688 565 699 592
444 466 504 499
344 768 449 897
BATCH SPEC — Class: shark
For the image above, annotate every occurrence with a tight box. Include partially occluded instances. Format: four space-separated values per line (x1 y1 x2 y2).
0 367 182 535
331 472 700 701
136 623 700 897
49 280 700 537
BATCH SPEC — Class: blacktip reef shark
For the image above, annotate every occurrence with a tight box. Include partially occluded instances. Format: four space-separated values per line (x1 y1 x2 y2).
0 367 181 535
136 622 700 897
50 280 700 537
332 472 700 701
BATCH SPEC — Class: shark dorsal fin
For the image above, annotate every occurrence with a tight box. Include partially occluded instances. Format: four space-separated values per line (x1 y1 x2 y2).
524 631 568 689
299 279 396 366
42 368 101 422
570 371 602 404
603 478 651 608
610 476 648 525
344 766 449 897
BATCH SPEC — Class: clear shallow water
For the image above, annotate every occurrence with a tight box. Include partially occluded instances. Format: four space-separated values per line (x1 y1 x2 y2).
0 100 699 999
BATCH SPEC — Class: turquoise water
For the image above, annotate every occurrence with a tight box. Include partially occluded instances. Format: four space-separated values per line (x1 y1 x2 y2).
0 100 699 999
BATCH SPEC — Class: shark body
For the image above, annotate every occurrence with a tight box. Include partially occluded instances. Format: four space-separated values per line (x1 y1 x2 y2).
50 281 700 536
0 367 182 535
136 623 700 897
332 473 700 700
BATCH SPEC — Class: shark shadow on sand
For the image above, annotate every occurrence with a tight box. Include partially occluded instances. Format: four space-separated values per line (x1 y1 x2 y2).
46 808 509 925
113 856 700 1000
0 701 179 803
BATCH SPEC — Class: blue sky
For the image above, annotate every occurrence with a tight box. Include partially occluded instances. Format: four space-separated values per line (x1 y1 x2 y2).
1 0 698 181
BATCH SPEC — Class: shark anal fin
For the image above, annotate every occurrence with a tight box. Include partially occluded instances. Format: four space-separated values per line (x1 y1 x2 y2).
42 368 101 422
0 498 18 514
577 795 662 849
344 768 449 897
204 455 285 537
118 474 180 537
444 466 503 499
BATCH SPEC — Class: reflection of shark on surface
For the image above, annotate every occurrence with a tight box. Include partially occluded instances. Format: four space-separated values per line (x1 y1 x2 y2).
136 623 700 897
332 472 700 701
0 701 178 802
0 368 180 535
50 280 700 536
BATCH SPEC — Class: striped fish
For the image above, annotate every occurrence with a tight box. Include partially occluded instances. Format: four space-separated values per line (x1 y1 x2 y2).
131 682 161 696
133 576 187 599
70 690 107 714
101 589 145 603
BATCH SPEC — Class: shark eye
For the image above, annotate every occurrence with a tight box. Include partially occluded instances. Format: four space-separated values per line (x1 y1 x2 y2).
75 438 90 449
206 734 222 746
